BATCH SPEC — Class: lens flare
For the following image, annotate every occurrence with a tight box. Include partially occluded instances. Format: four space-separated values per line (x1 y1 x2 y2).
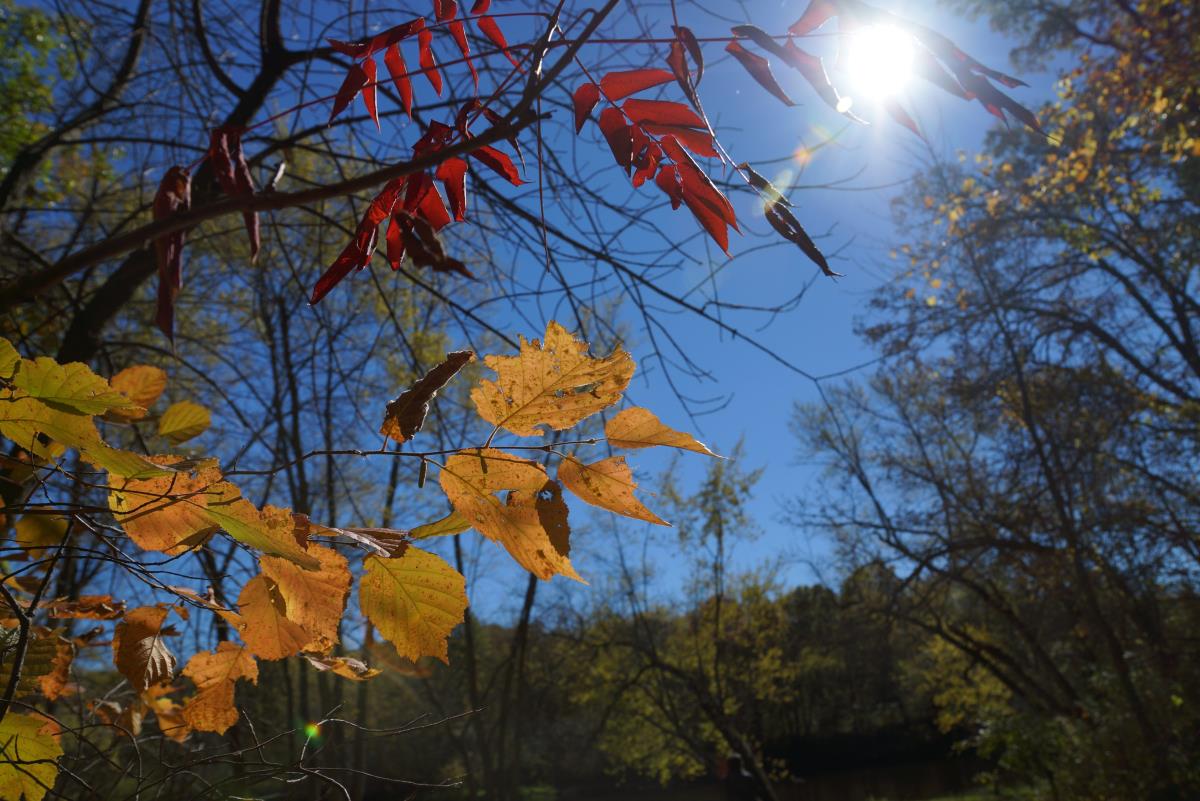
304 722 321 739
844 25 915 99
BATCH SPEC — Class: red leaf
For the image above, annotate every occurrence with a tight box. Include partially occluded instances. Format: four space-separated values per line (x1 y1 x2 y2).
386 214 413 268
667 40 698 110
384 44 414 118
725 41 794 107
310 177 407 304
477 15 519 68
673 26 704 86
622 99 706 130
152 167 191 342
778 40 840 110
598 107 633 174
884 99 922 138
329 19 425 61
765 201 835 276
408 172 452 231
477 105 526 170
330 61 371 123
633 143 661 188
915 28 1028 90
361 57 380 129
788 0 837 36
207 127 260 262
654 164 683 210
639 124 717 158
913 45 969 100
470 0 490 12
468 145 523 185
599 69 675 101
449 20 478 88
434 0 456 20
418 27 443 95
435 157 468 221
660 135 738 251
573 83 600 134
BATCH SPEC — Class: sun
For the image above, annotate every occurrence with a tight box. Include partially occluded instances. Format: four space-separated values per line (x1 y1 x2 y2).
843 25 916 101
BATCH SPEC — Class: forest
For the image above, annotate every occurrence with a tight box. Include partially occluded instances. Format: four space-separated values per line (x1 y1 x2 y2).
0 1 1196 800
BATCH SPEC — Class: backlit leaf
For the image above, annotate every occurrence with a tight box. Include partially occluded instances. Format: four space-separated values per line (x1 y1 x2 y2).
380 351 474 443
600 69 675 101
112 605 177 691
439 449 580 580
108 365 167 420
157 400 211 443
303 652 381 681
725 41 794 106
470 320 634 438
360 546 467 662
573 83 600 133
558 455 668 526
605 407 717 456
236 575 311 661
0 713 62 801
11 357 135 415
181 642 257 734
410 510 470 540
260 545 350 652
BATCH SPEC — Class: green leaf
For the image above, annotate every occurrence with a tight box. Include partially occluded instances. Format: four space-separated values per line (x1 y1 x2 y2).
0 713 62 801
410 510 471 540
158 401 211 443
11 356 135 415
0 338 19 381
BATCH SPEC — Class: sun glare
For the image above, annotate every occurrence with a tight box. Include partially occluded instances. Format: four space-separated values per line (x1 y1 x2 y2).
844 25 916 100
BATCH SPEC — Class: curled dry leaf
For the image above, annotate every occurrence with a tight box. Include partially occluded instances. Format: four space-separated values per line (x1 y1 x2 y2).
381 350 474 443
152 167 190 342
112 605 177 692
304 652 381 681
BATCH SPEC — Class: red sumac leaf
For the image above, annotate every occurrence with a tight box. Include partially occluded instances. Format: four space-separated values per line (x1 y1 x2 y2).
622 98 706 129
384 44 414 118
730 24 790 61
152 167 191 342
310 177 408 303
788 0 838 36
639 124 717 158
667 40 699 110
470 0 490 11
673 25 704 86
449 19 478 88
478 105 525 169
468 145 523 186
418 27 443 95
660 135 738 252
764 201 836 276
599 69 675 101
208 127 260 262
914 45 970 100
476 15 520 68
597 107 633 174
884 99 922 138
386 214 413 268
780 40 845 113
725 41 794 107
434 0 456 20
329 19 425 61
361 57 380 129
408 173 452 231
573 83 600 134
633 143 661 188
330 61 371 123
655 164 683 210
435 157 468 221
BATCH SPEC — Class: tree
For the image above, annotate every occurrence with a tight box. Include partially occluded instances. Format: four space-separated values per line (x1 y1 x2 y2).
0 0 1040 798
795 2 1200 798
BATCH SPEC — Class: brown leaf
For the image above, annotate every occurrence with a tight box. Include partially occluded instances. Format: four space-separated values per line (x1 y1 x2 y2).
112 606 177 691
181 642 258 734
380 351 475 443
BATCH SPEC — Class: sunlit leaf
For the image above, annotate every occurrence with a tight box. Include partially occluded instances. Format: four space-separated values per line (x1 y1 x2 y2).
605 407 717 456
236 575 311 661
112 605 177 692
157 400 211 443
360 546 467 663
180 642 257 734
0 713 62 801
260 545 350 652
558 455 668 526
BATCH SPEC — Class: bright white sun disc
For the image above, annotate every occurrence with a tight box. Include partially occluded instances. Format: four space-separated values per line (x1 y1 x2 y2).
845 25 915 98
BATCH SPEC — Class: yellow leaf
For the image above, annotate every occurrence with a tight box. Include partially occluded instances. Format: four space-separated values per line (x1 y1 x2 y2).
605 407 717 456
359 546 467 663
181 642 258 734
0 338 19 381
558 455 668 526
202 496 319 569
10 357 135 415
260 545 350 652
410 510 471 540
0 713 62 801
112 605 177 691
470 321 634 437
158 401 211 443
439 449 580 581
303 652 381 681
108 365 168 420
13 515 68 554
236 575 311 661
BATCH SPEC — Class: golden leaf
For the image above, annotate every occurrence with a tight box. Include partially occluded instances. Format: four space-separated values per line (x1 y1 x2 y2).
158 400 211 443
605 407 718 456
359 546 467 663
439 449 580 581
260 545 350 652
303 652 381 681
181 642 258 734
108 365 168 420
380 351 474 443
558 455 668 526
0 713 62 801
112 606 177 691
236 575 311 661
13 515 68 554
10 356 136 415
470 321 633 437
410 510 471 540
